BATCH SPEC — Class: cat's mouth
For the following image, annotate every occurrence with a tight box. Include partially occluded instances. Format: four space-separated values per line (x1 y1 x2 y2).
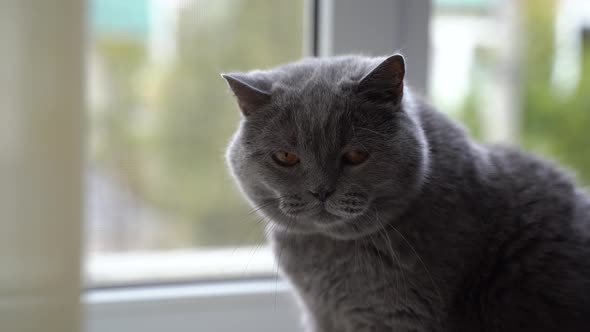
272 200 379 238
275 195 371 232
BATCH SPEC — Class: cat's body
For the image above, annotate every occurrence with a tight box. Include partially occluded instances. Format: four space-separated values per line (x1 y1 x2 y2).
271 107 590 332
223 55 590 331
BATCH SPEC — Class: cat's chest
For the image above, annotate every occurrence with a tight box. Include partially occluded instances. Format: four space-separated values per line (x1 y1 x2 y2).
274 234 412 298
271 232 443 330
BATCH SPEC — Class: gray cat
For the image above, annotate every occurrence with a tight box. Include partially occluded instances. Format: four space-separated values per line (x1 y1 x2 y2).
222 54 590 332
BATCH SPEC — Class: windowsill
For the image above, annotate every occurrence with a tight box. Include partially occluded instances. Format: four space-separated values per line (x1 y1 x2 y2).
85 278 291 305
85 246 276 288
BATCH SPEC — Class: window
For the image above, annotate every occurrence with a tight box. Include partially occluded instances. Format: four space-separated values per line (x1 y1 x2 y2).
86 0 305 287
430 0 590 184
84 1 590 331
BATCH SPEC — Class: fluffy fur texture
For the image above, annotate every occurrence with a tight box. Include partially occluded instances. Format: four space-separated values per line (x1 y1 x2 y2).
223 55 590 332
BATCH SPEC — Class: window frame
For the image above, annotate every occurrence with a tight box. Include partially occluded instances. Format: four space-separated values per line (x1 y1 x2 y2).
85 1 432 331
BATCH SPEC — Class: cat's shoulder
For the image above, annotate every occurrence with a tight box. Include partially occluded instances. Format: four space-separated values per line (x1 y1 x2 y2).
483 144 578 190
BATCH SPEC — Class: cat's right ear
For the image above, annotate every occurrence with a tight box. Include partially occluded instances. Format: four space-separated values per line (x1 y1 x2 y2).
221 73 271 116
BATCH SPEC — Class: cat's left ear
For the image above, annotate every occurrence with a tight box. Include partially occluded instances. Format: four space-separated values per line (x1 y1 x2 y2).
221 73 271 116
357 54 405 104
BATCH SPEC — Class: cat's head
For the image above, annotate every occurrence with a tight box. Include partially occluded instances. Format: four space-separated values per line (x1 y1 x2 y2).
223 55 429 240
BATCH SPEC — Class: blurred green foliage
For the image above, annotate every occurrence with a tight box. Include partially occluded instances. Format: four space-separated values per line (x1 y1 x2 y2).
152 0 303 246
520 0 590 184
457 0 590 184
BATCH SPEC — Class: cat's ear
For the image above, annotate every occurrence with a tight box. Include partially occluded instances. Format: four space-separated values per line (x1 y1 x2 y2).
221 73 271 116
357 54 405 104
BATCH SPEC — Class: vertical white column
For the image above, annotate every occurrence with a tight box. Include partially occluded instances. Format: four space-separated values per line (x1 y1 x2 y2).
0 1 84 332
481 0 522 143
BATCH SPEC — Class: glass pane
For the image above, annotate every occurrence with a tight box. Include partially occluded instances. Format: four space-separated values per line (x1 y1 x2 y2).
86 0 304 286
430 0 590 184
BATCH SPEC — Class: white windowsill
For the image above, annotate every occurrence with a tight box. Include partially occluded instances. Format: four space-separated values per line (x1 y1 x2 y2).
85 246 276 288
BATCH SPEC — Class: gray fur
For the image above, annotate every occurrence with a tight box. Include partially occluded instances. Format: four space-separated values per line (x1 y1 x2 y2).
223 55 590 332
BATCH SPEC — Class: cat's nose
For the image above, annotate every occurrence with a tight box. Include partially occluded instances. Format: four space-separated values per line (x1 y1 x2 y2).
308 188 334 202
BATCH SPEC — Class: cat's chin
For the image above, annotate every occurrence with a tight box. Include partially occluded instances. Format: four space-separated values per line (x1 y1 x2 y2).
269 219 391 241
270 209 347 233
313 209 346 224
317 219 387 240
268 210 389 241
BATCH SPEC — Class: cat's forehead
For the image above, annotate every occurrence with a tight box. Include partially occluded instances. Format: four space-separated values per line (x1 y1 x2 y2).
267 56 385 112
283 81 344 110
247 56 393 147
264 56 380 93
273 81 349 130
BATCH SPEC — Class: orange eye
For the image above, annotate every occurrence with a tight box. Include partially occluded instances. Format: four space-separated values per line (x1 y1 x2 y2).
343 150 369 165
273 151 300 167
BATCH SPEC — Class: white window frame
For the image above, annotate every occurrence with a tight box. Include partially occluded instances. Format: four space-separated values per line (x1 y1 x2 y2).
85 1 432 331
1 1 83 331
